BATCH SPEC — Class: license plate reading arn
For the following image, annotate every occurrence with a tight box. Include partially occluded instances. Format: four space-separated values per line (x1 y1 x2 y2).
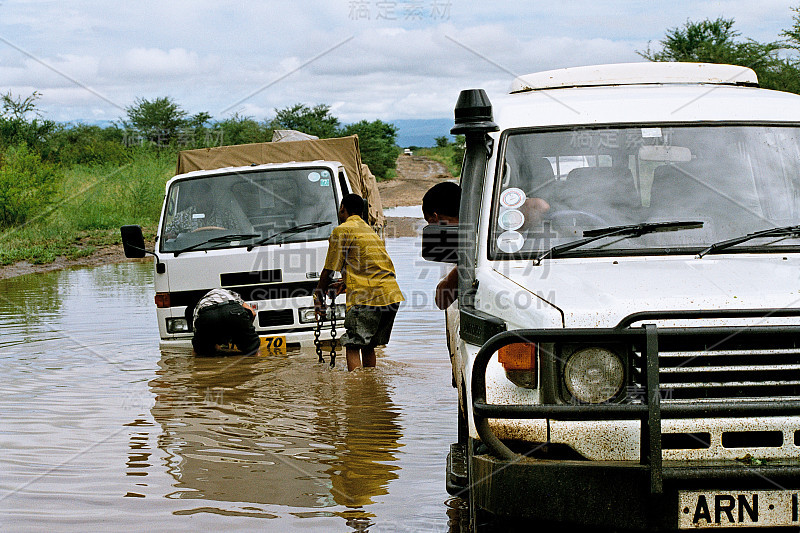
259 336 286 355
679 490 800 528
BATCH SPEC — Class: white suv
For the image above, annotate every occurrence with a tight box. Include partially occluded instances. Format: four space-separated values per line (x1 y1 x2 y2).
424 62 800 530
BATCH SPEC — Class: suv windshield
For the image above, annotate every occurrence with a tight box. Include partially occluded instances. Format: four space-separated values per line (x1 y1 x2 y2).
160 167 339 253
491 125 800 258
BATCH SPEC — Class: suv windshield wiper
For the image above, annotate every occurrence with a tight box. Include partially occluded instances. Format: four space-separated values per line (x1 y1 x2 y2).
173 233 260 257
247 221 332 251
697 224 800 258
533 221 704 264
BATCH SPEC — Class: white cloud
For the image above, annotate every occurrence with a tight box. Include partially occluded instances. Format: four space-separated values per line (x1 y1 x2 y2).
116 48 209 78
0 0 797 123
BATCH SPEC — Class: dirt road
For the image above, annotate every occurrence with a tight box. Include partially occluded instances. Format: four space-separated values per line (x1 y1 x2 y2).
379 154 453 208
381 154 455 238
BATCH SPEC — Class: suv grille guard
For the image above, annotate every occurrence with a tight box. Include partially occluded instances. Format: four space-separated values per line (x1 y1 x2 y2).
471 308 800 494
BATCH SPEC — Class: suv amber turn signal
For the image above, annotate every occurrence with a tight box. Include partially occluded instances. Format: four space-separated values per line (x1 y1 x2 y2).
499 342 536 370
498 342 537 388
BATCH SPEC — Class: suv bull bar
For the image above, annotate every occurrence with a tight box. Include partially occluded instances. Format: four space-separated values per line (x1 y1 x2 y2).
471 309 800 495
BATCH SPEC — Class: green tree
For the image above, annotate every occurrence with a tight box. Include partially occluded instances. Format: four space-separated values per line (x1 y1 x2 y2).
216 113 272 146
269 103 340 138
782 6 800 49
638 17 791 93
771 6 800 95
434 135 450 148
123 96 190 146
0 92 56 151
339 119 400 180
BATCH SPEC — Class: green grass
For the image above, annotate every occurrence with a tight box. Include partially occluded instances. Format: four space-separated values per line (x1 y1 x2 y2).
415 145 462 177
0 150 171 265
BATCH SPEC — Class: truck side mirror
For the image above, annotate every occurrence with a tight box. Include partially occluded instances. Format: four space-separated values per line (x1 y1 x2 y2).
120 225 166 273
121 225 146 258
422 224 460 263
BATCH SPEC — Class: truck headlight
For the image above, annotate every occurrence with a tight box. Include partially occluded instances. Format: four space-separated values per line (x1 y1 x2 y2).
564 347 624 403
166 317 190 333
298 304 346 324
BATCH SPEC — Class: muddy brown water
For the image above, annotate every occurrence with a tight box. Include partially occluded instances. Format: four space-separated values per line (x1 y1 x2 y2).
0 237 470 532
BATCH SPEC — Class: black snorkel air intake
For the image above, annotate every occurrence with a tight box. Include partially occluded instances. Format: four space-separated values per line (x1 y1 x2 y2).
451 89 499 135
450 90 499 310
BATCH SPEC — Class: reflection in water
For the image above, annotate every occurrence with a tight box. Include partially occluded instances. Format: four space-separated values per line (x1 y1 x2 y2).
149 346 402 518
124 417 155 498
320 370 401 509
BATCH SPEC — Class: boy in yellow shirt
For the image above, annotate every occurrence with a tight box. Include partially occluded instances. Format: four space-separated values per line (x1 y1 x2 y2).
314 194 404 370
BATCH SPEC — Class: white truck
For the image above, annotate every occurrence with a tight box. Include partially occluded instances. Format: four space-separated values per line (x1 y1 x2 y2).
121 135 383 351
423 62 800 530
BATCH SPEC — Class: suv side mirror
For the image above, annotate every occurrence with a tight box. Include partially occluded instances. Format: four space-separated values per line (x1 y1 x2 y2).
121 225 146 258
422 224 460 263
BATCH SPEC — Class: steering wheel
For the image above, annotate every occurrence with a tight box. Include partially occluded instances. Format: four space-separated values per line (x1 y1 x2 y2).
544 210 608 227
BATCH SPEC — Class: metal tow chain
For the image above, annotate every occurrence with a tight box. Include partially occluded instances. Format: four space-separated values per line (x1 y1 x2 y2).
314 310 324 363
314 291 339 367
328 293 338 368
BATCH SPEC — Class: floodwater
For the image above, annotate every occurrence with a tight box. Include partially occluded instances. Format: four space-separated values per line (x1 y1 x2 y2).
0 237 470 532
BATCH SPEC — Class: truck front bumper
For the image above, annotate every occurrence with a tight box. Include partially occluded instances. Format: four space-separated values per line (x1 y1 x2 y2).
159 327 336 350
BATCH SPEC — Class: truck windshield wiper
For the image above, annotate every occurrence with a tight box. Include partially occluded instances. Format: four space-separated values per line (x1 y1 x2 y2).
533 221 704 265
172 233 260 257
697 224 800 258
247 221 332 251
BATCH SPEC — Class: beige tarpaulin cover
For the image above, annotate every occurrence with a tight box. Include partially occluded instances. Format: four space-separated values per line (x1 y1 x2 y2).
175 135 384 229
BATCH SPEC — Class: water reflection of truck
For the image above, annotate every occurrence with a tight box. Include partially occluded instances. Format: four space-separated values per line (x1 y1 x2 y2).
121 135 384 349
146 349 401 513
424 63 800 530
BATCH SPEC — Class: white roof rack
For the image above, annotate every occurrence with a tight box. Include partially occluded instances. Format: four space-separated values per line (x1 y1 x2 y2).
510 62 758 93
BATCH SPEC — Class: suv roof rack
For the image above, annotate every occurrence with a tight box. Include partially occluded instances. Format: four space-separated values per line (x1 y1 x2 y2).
510 62 758 93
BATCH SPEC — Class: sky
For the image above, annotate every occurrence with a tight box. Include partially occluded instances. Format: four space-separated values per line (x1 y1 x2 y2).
1 0 798 126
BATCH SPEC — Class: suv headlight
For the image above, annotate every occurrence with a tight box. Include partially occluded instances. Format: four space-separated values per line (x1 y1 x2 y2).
564 347 624 403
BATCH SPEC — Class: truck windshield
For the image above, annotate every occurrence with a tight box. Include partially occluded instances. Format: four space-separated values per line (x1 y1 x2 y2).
160 167 339 253
492 124 800 258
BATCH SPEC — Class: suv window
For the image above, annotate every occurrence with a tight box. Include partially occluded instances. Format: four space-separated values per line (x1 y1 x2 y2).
491 125 800 257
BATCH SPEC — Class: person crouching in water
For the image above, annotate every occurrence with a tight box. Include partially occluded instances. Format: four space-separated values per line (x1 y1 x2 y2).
190 288 260 356
314 194 404 371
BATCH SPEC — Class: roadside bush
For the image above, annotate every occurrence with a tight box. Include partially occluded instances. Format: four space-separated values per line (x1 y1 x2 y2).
0 144 61 227
44 123 131 166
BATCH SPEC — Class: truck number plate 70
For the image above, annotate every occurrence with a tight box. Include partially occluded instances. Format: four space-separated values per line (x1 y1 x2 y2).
678 490 800 528
259 335 287 355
